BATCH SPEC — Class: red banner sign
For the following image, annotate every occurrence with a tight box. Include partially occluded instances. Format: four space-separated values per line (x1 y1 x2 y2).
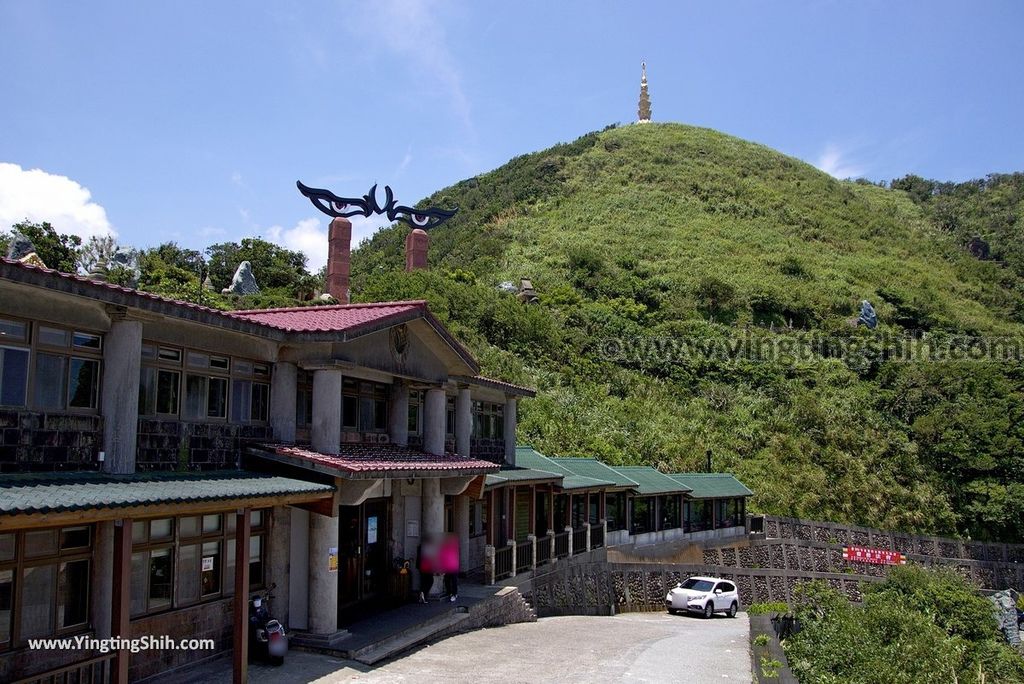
842 546 906 566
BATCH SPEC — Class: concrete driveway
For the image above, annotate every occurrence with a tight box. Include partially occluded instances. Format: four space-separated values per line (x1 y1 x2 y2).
246 612 751 683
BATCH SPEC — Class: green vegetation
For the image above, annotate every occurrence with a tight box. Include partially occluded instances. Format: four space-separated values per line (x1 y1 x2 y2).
785 565 1024 683
352 123 1024 542
748 602 790 616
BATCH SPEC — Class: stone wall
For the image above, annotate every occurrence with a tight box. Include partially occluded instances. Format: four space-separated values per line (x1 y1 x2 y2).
470 437 504 463
431 586 536 642
0 409 102 472
130 598 235 682
136 419 272 471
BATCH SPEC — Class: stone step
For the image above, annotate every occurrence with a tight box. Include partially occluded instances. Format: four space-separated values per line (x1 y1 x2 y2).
349 611 472 665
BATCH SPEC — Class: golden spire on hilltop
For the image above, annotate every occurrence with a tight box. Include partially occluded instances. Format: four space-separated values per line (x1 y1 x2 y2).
638 61 652 123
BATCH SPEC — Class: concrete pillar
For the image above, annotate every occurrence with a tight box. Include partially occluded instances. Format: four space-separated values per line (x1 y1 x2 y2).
268 506 291 627
565 525 574 555
101 317 142 474
454 494 470 570
455 386 472 458
484 545 495 585
327 217 352 303
585 522 591 552
388 381 409 447
508 539 517 578
423 388 446 456
421 478 444 538
528 534 537 570
270 361 297 444
503 395 517 465
312 369 342 454
91 520 114 639
405 228 429 271
308 512 339 635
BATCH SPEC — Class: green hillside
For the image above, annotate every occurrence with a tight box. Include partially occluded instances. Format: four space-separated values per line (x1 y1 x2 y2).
351 123 1024 542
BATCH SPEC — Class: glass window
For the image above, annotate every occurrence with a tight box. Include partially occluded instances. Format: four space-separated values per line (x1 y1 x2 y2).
24 530 58 558
342 395 358 429
156 370 179 415
58 559 89 628
252 383 269 422
253 364 270 378
67 358 99 409
249 536 263 587
148 549 172 610
250 510 263 528
72 332 101 350
60 527 90 550
0 534 14 562
179 517 200 538
202 514 221 534
0 347 29 407
158 347 182 363
207 377 227 419
209 356 229 371
130 552 148 617
186 352 209 368
20 564 54 640
150 519 173 540
200 542 221 597
177 544 200 604
33 353 67 410
0 569 12 645
184 374 206 419
231 379 251 422
0 318 27 342
38 326 69 348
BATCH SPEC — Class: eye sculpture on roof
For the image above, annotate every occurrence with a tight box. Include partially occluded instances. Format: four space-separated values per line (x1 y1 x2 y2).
296 181 458 230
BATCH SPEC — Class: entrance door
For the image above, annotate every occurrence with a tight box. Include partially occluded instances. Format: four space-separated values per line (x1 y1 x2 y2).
337 499 391 616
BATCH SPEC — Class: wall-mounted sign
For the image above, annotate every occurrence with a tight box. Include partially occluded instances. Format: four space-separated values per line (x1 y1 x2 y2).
367 516 378 545
201 556 214 572
328 546 338 573
842 546 906 566
407 520 420 538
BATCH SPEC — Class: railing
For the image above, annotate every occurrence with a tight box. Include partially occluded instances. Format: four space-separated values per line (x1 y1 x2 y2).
554 530 570 558
493 543 514 580
591 523 605 549
572 527 588 555
14 653 114 684
536 536 552 565
516 539 533 573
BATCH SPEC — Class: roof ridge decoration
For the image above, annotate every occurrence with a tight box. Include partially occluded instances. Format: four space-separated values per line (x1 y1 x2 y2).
297 181 458 230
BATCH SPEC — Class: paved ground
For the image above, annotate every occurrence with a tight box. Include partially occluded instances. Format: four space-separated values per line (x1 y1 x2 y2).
238 612 751 683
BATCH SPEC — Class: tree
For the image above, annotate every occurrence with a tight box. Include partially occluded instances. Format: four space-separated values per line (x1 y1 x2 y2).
205 238 308 292
4 221 82 273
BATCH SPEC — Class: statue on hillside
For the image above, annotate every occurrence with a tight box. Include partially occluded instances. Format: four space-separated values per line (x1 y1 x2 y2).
222 260 260 296
857 300 878 329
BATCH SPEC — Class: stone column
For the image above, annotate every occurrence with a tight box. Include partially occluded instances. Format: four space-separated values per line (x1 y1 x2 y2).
423 388 446 456
508 539 517 578
454 494 470 570
421 477 444 597
312 369 342 454
91 520 114 639
101 316 142 474
268 506 291 627
503 395 517 465
528 534 537 570
455 386 472 458
388 381 409 447
565 525 574 556
585 522 591 552
308 512 339 635
270 361 297 444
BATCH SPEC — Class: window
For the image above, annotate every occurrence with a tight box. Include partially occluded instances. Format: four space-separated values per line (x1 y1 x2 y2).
472 401 505 439
130 511 268 617
408 390 422 435
659 495 681 531
445 396 456 437
32 325 103 412
0 526 92 649
343 379 389 433
606 492 627 531
141 344 270 423
0 346 29 407
296 370 313 428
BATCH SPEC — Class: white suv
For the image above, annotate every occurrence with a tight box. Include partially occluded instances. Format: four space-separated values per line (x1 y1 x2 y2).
665 576 740 618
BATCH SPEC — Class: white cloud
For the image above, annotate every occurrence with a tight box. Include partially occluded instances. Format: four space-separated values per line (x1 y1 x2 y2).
815 144 866 180
395 146 413 177
0 162 115 240
264 217 328 272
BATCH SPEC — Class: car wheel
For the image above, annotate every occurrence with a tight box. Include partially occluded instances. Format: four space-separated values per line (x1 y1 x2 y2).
728 602 738 618
704 601 714 619
668 608 677 615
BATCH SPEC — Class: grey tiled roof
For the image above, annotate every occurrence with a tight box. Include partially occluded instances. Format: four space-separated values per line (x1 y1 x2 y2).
0 470 334 515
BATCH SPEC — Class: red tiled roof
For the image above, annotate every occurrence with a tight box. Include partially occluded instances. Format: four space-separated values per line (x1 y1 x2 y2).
228 301 427 333
253 443 500 475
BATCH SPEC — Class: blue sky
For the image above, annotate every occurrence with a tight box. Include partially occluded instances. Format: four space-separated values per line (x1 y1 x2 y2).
1 0 1021 272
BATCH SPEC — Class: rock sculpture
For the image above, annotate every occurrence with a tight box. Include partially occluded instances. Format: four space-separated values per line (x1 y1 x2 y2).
221 261 259 296
857 300 878 329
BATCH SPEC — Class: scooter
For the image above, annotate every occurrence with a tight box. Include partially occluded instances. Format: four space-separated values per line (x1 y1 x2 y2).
249 583 287 666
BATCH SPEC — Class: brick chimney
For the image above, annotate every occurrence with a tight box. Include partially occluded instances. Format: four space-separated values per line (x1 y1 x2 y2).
405 228 429 271
326 217 352 303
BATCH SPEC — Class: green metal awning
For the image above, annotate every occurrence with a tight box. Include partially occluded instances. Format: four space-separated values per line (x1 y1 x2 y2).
0 470 334 529
668 473 753 499
485 466 564 488
548 457 639 490
608 466 692 496
515 447 615 491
